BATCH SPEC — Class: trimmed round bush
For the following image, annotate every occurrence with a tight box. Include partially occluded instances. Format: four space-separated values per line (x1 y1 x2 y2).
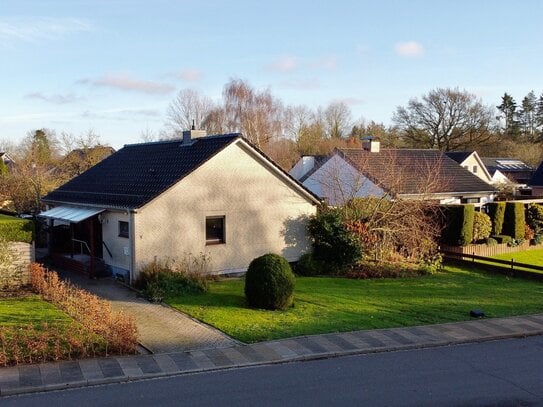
244 253 295 310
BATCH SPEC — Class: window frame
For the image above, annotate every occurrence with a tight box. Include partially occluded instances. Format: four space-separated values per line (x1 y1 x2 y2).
205 216 225 245
118 221 129 238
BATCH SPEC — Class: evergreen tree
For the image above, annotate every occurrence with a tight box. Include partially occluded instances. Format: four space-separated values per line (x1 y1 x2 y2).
497 93 519 138
535 92 543 139
519 91 537 140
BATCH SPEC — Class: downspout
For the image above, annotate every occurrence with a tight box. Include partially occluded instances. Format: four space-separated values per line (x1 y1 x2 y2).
129 210 137 286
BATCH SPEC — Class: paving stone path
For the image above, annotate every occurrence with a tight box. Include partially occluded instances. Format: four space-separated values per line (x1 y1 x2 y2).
56 271 237 354
1 313 543 396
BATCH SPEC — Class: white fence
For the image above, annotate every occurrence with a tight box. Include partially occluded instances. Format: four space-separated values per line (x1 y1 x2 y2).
7 242 35 286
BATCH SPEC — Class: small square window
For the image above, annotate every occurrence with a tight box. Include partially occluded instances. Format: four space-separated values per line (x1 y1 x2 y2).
206 216 225 244
118 221 129 238
473 165 478 173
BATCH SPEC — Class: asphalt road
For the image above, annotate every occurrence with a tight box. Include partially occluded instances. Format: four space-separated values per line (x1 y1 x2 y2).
3 335 543 406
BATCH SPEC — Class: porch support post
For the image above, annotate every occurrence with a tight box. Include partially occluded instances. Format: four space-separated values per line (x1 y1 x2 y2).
47 219 54 256
88 219 95 278
70 223 74 258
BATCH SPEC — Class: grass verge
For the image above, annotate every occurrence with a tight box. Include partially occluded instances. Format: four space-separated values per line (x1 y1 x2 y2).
166 266 543 343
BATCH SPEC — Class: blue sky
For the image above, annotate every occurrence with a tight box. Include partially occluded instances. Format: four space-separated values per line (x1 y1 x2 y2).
1 0 542 149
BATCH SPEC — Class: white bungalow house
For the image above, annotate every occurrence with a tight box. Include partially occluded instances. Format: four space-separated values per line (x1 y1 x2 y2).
444 151 493 184
41 130 319 283
290 137 495 207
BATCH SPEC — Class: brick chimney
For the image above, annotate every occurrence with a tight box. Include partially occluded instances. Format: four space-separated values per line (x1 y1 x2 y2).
182 122 207 144
362 135 380 153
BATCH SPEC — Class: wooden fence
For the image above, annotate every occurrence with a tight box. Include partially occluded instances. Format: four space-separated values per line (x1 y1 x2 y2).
440 241 542 258
442 250 543 281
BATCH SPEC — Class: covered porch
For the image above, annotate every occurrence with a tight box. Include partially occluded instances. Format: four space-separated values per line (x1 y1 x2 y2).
39 205 112 278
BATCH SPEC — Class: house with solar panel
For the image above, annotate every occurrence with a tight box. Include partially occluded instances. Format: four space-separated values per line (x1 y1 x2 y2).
40 130 319 283
289 137 495 207
480 157 535 187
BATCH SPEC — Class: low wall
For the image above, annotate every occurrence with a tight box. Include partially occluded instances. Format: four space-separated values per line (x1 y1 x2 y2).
441 241 541 258
7 242 35 286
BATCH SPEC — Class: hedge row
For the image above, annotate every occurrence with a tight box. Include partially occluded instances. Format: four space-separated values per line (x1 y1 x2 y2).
502 202 525 240
0 215 34 243
486 202 505 235
441 204 474 246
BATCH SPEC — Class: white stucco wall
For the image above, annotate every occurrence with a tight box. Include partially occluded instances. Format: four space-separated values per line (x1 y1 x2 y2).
101 211 131 272
460 154 492 184
132 140 316 277
301 154 385 206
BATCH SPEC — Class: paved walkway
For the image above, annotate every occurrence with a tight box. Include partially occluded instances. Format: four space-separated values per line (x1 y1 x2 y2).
1 313 543 396
57 271 237 354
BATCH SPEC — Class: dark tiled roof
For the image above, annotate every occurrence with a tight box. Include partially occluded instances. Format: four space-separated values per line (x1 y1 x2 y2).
481 157 533 172
530 161 543 186
338 148 494 195
298 155 330 183
444 151 473 164
43 134 241 209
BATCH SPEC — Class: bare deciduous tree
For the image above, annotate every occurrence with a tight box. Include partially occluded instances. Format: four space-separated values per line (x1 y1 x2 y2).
393 87 496 151
222 79 284 148
166 88 213 135
325 101 352 139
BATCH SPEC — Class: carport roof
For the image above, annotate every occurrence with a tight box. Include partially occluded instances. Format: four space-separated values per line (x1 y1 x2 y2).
39 205 105 223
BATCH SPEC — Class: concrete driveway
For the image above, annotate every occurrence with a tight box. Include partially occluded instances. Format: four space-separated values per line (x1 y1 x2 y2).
57 270 237 354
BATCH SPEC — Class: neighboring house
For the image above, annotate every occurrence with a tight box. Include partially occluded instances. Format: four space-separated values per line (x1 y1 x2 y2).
530 161 543 196
444 151 493 184
290 137 495 206
480 157 534 187
41 131 319 283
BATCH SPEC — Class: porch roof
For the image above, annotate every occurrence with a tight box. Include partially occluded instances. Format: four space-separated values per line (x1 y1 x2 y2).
39 205 105 223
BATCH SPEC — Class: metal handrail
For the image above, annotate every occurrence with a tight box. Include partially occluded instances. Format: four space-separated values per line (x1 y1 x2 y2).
72 239 91 256
102 241 113 258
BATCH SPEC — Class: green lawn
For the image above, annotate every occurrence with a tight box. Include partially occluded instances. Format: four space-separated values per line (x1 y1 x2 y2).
166 266 543 343
491 248 543 267
0 294 72 328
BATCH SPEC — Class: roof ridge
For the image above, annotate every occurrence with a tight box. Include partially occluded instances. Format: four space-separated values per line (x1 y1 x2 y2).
123 133 241 148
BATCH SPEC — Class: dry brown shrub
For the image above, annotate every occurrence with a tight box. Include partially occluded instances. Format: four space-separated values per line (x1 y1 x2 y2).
28 263 137 356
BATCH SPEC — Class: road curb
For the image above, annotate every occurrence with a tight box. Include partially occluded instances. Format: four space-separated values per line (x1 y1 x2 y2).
2 327 542 397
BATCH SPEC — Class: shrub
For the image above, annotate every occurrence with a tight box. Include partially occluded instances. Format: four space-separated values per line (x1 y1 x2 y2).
295 253 323 276
0 215 34 243
491 235 512 244
472 211 492 242
503 202 525 240
526 204 543 235
0 322 107 366
525 225 535 241
244 254 295 310
308 208 362 271
344 260 432 279
29 263 137 355
486 202 506 235
135 253 213 301
485 237 498 246
440 204 474 246
534 234 543 245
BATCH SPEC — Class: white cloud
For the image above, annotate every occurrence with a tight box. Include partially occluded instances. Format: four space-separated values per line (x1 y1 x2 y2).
81 107 161 121
265 56 299 73
25 92 83 104
176 69 203 82
394 41 425 58
0 17 92 45
309 56 337 71
78 74 175 95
